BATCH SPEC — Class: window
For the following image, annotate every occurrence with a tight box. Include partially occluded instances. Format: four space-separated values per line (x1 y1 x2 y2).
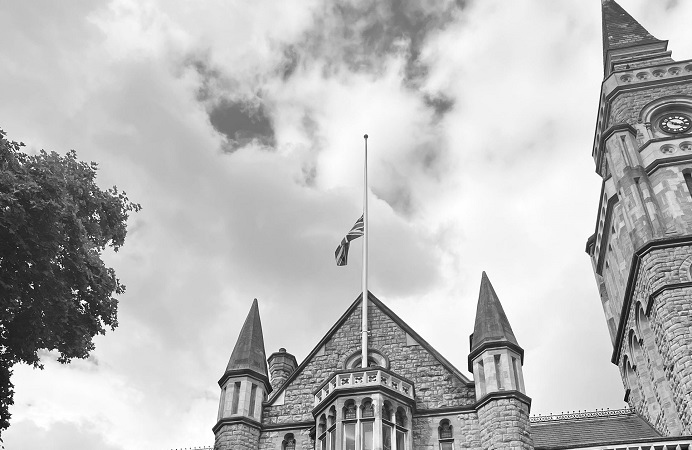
684 172 692 198
328 406 337 450
438 419 454 450
231 382 241 414
361 399 375 450
318 399 409 450
248 383 257 418
343 400 357 450
395 407 408 450
318 414 327 450
282 433 295 450
494 355 504 390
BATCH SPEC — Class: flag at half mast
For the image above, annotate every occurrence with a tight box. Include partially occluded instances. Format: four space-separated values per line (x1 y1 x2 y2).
335 214 364 266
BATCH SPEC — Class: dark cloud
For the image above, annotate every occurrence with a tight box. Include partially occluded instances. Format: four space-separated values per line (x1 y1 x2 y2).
424 94 455 118
209 99 275 150
287 0 466 85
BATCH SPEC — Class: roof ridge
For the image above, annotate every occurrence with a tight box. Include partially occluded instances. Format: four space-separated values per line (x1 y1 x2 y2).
530 407 635 423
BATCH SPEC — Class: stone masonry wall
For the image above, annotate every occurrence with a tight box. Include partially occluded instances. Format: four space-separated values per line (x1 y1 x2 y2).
258 427 312 450
263 301 475 425
477 397 533 450
413 412 481 450
214 422 260 450
607 83 692 128
618 244 692 435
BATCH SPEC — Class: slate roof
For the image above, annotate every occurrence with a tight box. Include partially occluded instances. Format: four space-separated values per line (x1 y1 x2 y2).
532 411 661 449
602 0 664 51
224 298 268 379
470 272 519 353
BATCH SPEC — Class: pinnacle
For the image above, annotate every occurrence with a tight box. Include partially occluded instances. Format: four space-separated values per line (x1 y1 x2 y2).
470 272 520 353
225 298 268 378
602 0 663 51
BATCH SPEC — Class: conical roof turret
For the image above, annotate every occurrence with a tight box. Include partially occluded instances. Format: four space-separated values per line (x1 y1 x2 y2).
223 298 269 382
601 0 671 76
469 272 521 356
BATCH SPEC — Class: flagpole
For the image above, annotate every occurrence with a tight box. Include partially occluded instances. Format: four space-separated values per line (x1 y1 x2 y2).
361 134 369 368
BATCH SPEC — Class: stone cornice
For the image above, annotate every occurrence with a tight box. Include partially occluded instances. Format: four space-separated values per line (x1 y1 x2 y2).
261 421 314 431
612 236 692 364
475 390 532 412
212 416 262 434
218 368 271 393
467 341 524 372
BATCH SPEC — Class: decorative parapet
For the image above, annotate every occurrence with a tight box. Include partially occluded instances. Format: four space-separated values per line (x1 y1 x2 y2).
530 407 634 423
313 368 415 408
559 439 692 450
603 60 692 98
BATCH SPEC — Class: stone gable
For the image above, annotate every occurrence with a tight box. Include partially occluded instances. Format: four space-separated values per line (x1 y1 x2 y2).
263 297 475 425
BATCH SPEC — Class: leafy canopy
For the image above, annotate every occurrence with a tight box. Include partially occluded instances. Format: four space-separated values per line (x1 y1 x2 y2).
0 129 140 436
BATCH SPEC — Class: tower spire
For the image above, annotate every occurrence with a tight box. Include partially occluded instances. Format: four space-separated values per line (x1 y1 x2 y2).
601 0 671 76
224 298 268 382
470 271 520 354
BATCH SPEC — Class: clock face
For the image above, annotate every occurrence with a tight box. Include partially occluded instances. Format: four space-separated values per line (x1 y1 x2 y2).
659 114 692 134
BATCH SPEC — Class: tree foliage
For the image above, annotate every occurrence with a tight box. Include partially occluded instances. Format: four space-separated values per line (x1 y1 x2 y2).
0 129 140 436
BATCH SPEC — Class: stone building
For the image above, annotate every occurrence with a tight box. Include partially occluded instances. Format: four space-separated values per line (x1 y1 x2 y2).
212 2 692 449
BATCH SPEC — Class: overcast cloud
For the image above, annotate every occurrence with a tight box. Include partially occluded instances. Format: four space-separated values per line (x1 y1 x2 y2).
2 1 692 449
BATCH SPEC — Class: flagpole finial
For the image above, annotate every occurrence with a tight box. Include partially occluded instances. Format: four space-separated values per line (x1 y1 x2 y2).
364 134 368 139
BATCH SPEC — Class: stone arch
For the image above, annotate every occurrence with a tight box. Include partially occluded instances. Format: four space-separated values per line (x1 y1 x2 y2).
343 348 389 369
360 397 375 418
677 255 692 282
638 95 692 123
381 400 394 422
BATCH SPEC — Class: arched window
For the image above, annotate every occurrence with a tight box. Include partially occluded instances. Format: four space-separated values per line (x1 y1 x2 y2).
343 400 357 420
361 398 374 418
438 419 454 450
382 401 394 450
282 433 296 450
395 407 408 450
327 406 337 450
317 415 327 450
344 349 388 369
343 400 357 450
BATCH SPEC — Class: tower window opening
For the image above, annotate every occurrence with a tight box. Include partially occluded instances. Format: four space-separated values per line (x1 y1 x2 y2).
512 357 521 391
231 382 241 415
494 354 504 390
684 172 692 198
248 383 257 418
477 360 486 397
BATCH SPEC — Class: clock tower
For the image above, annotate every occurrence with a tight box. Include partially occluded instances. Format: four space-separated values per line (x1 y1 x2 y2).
586 0 692 436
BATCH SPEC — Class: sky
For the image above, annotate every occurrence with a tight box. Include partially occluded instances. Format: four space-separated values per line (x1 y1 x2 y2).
1 0 692 449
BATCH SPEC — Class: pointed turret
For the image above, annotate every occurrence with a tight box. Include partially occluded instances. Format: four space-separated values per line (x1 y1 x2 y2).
470 272 519 354
601 0 671 76
214 299 269 450
468 272 526 395
224 298 268 380
468 273 533 450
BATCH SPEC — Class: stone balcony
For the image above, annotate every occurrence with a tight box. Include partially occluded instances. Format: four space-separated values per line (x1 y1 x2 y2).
313 367 415 408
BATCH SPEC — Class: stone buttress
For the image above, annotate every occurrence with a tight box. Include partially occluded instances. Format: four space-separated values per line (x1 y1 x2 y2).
586 0 692 435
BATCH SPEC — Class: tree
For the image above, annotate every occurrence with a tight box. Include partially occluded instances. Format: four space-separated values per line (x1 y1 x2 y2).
0 129 140 437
